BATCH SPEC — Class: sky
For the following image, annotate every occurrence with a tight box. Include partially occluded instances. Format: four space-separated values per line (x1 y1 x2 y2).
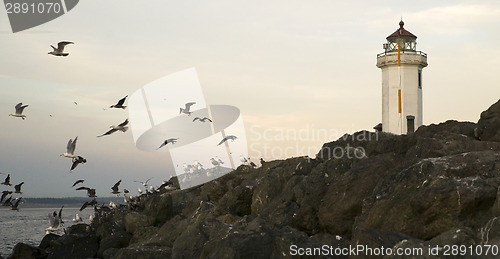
0 0 499 197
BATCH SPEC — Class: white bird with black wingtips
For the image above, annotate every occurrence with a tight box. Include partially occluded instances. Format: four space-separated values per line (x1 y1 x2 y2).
48 41 73 56
9 103 28 120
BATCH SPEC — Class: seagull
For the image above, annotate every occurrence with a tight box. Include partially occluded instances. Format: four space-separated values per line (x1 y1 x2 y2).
60 137 78 158
76 187 96 197
248 159 257 168
80 198 97 211
70 156 87 171
72 179 85 187
111 180 121 195
217 135 237 146
11 197 23 211
109 96 128 109
210 158 220 167
14 182 24 194
72 214 82 223
179 102 196 115
8 103 29 120
46 211 60 232
2 196 12 206
183 163 192 173
123 189 129 193
97 119 129 137
1 174 12 186
134 177 153 187
137 187 143 194
240 155 248 164
1 191 12 202
215 156 224 164
48 41 73 56
157 138 178 150
193 117 212 123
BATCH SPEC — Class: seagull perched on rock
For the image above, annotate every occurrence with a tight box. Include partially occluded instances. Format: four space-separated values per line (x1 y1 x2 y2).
210 158 220 167
193 117 212 123
1 174 12 186
97 119 129 137
14 182 24 194
8 103 28 120
109 96 128 109
240 155 248 164
157 138 178 150
70 156 87 171
215 156 224 165
60 137 78 159
72 214 82 223
179 102 196 115
111 180 121 195
217 135 237 146
48 41 73 56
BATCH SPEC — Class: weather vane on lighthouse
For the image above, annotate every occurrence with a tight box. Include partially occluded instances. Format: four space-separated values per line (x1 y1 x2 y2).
376 20 428 134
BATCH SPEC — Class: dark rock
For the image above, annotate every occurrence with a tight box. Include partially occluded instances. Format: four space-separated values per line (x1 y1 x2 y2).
124 212 154 234
19 99 500 259
8 243 46 259
112 247 171 259
46 234 98 259
38 234 60 250
475 99 500 141
97 231 131 258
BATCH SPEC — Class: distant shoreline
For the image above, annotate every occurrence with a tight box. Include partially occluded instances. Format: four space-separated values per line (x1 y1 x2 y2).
1 197 123 209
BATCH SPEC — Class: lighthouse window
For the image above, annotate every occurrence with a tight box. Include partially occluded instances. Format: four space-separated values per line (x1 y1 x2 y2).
418 71 422 89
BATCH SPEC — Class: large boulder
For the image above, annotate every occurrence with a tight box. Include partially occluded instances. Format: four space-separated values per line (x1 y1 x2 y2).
475 99 500 141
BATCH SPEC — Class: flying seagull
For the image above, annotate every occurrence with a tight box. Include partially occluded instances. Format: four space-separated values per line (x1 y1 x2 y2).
179 102 196 115
193 117 212 123
8 103 29 120
60 137 78 158
80 198 97 211
1 191 12 202
70 156 87 171
157 138 178 150
76 187 96 197
97 119 129 137
11 197 23 211
14 182 24 194
134 177 153 187
2 196 12 206
217 135 237 146
72 179 85 187
48 41 73 56
110 96 128 109
1 174 11 186
111 180 121 195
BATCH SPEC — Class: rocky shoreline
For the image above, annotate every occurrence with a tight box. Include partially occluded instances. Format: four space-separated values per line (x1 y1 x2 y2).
5 100 500 259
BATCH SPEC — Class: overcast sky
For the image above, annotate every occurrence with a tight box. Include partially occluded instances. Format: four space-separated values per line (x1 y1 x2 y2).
1 0 499 197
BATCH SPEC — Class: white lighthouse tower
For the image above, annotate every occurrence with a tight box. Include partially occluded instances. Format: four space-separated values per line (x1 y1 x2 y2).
376 20 427 134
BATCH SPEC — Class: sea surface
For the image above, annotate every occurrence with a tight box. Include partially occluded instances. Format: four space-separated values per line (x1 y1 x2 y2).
0 207 94 257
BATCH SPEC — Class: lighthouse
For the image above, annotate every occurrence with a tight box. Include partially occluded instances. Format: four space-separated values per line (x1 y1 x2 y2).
376 20 427 134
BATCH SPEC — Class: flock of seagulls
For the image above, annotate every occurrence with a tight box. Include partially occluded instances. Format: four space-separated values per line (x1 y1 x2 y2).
4 41 263 234
1 173 24 210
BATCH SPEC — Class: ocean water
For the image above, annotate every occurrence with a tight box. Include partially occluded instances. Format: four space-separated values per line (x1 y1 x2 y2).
0 207 94 257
